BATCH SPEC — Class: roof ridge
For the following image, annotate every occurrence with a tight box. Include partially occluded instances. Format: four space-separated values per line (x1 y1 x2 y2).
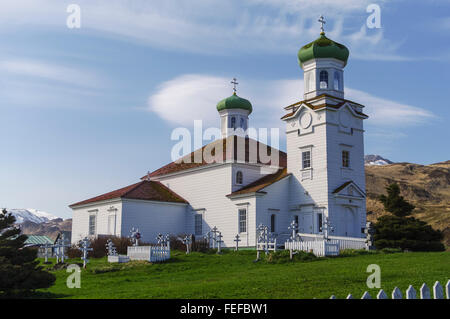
70 180 188 207
121 180 147 197
145 136 287 179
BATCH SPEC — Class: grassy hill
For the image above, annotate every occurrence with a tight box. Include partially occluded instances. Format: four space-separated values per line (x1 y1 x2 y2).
365 161 450 248
36 250 449 299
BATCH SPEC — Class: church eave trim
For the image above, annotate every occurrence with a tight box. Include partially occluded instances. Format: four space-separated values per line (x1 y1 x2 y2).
226 191 267 199
282 101 368 121
332 180 366 198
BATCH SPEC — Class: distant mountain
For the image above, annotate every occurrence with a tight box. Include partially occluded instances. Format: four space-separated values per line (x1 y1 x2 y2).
20 218 72 241
365 160 450 248
6 208 60 224
364 155 394 166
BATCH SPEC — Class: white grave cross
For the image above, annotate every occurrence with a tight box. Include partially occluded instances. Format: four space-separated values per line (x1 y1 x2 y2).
55 235 71 263
216 232 223 254
288 219 298 241
322 217 334 241
79 237 93 268
234 234 241 251
129 227 141 246
180 235 192 254
106 239 117 256
43 243 52 263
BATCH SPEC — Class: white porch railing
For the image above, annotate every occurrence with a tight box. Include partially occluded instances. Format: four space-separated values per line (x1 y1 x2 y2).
127 245 170 262
285 240 339 257
296 233 366 250
256 240 277 252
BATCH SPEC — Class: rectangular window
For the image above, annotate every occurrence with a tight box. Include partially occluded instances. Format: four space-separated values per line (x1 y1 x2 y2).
317 213 323 233
108 215 116 235
342 150 350 168
294 215 299 234
270 214 276 233
195 214 203 236
302 150 311 169
89 214 96 236
238 209 247 233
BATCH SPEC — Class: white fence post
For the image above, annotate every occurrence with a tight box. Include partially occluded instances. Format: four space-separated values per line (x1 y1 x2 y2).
406 285 417 299
336 281 447 300
433 281 444 299
361 291 371 299
392 287 402 299
420 283 431 299
377 289 388 299
446 280 450 299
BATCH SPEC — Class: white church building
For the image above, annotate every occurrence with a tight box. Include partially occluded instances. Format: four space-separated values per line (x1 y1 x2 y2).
70 28 368 247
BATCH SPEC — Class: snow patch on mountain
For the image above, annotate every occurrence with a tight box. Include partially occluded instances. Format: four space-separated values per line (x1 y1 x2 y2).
365 155 394 166
6 208 60 224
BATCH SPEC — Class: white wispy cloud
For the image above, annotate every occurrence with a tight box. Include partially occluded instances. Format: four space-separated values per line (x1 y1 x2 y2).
148 74 435 131
345 88 435 126
0 59 103 88
149 74 230 126
0 0 405 60
246 0 378 13
0 57 106 109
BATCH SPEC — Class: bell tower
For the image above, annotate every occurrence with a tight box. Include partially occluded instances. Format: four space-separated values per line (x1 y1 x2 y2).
282 17 368 239
298 16 349 100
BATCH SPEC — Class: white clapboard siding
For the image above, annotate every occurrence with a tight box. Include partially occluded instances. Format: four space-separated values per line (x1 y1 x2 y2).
331 280 450 299
127 245 170 262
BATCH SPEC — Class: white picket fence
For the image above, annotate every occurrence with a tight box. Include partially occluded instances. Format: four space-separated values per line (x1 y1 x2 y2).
297 233 366 250
257 240 277 252
331 280 450 299
127 244 170 262
285 240 339 257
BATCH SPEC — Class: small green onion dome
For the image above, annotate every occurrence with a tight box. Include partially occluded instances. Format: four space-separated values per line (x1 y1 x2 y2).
216 93 252 114
298 32 349 66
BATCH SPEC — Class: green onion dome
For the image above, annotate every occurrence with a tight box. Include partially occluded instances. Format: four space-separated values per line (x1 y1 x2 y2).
216 93 252 114
298 32 349 66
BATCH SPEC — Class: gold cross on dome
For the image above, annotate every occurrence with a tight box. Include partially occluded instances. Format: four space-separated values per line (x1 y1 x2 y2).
318 15 326 33
231 78 238 94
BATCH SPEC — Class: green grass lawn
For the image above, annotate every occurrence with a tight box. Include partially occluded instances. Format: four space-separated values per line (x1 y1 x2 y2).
36 250 450 299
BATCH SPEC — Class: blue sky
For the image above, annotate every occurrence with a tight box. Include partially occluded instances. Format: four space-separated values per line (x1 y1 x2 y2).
0 0 449 218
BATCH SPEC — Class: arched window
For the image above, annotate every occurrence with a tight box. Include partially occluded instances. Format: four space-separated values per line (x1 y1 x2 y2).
270 214 276 233
240 118 245 129
230 117 236 129
236 171 243 184
319 70 328 89
334 71 340 91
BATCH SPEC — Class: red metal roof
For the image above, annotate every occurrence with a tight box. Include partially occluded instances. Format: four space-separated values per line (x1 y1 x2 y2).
227 167 290 196
145 136 287 179
70 180 188 207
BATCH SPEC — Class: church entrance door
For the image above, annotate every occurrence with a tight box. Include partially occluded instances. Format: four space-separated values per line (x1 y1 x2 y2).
299 213 313 234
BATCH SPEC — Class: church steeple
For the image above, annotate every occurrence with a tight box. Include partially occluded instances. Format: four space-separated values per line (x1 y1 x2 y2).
217 78 252 138
297 16 349 100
